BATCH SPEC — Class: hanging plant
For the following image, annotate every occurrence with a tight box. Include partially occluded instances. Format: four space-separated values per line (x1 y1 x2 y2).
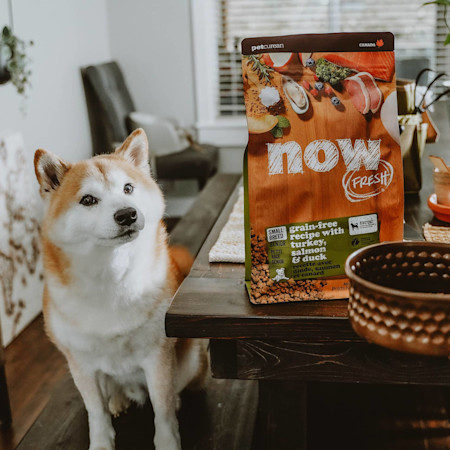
0 26 33 95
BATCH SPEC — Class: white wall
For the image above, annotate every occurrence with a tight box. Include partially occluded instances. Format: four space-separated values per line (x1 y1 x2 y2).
0 0 111 165
0 0 111 344
106 0 196 127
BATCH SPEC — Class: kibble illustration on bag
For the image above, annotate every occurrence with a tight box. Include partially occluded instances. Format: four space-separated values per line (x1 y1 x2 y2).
242 33 404 304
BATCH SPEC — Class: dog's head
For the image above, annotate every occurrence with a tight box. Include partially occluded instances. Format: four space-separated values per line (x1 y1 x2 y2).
34 129 164 249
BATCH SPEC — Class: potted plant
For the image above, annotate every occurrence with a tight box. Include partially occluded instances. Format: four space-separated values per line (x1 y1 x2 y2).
0 26 33 95
423 1 450 44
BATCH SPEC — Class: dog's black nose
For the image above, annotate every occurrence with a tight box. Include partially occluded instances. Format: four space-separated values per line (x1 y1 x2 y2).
114 207 137 226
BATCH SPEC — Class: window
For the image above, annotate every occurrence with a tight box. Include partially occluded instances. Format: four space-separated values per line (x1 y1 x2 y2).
192 0 449 145
436 5 450 75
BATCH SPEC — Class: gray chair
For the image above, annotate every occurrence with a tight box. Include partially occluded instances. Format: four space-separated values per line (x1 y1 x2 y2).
81 62 218 189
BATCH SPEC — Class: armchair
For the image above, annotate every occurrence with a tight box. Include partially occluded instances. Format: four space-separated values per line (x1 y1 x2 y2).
81 62 218 189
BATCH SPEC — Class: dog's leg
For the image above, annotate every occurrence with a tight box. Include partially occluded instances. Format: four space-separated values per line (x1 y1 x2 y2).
175 338 210 393
185 340 210 391
142 343 181 450
67 357 115 450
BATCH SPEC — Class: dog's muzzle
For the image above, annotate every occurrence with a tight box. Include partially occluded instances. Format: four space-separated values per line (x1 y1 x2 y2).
114 207 137 227
111 206 145 241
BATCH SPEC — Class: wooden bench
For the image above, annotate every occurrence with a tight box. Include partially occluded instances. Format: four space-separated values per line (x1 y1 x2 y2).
17 173 257 450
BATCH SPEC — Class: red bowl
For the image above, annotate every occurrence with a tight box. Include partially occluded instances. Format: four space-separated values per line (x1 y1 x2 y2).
428 193 450 223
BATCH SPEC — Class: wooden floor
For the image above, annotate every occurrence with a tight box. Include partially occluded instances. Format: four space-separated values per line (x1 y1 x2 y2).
2 314 450 449
307 382 450 450
1 316 67 450
2 315 259 450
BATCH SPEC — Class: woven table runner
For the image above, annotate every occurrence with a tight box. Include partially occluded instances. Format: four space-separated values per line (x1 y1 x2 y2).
423 223 450 244
209 187 245 263
208 195 450 262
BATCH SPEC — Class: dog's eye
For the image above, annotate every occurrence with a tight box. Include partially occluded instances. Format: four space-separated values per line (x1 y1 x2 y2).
124 183 134 194
80 195 98 206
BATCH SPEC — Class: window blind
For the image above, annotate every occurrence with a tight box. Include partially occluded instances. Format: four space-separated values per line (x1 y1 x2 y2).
436 5 450 76
216 0 438 117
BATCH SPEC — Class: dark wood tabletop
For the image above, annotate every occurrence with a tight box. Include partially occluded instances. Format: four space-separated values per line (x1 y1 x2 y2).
166 105 450 411
166 104 449 344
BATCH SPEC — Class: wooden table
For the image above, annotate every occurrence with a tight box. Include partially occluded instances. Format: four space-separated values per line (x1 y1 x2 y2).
166 104 450 449
0 328 11 427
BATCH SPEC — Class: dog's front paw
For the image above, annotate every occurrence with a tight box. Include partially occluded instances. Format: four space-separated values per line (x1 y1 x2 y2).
89 438 114 450
154 423 181 450
89 426 115 450
89 444 113 450
89 440 114 450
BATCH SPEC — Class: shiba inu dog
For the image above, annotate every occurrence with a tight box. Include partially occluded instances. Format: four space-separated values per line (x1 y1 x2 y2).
34 129 208 450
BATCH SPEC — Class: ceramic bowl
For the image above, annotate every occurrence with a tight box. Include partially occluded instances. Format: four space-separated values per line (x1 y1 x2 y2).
345 241 450 356
428 193 450 223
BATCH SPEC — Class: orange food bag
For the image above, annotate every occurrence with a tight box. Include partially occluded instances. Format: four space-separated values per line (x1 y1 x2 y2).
242 33 404 304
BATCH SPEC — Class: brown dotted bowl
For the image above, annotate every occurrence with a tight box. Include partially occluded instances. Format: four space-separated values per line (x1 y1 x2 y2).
345 241 450 356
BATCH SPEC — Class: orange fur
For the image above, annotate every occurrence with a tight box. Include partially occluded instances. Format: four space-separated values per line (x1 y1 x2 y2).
45 162 89 219
42 236 71 285
34 148 70 193
169 246 194 288
93 154 156 189
42 285 55 341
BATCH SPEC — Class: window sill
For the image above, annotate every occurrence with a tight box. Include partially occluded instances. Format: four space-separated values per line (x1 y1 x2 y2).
196 117 248 147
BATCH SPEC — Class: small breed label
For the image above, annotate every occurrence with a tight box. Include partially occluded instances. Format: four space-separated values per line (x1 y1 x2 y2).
267 226 287 242
348 214 378 236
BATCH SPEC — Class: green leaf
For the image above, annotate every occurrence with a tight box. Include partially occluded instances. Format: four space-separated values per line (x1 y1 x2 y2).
277 116 290 128
271 126 283 138
444 33 450 45
422 0 450 5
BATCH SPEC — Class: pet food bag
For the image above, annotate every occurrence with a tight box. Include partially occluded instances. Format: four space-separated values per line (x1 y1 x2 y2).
242 33 404 304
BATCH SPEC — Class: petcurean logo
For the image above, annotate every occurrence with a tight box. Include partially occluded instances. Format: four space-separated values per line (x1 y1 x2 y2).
251 43 285 52
359 39 384 48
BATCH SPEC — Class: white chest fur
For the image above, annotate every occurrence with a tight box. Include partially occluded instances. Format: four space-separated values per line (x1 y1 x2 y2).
46 228 172 379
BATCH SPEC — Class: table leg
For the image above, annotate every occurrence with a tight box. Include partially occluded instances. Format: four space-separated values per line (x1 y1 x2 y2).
0 364 11 426
252 380 307 450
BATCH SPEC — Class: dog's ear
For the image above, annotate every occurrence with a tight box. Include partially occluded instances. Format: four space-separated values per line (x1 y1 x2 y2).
115 129 150 174
34 149 70 199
